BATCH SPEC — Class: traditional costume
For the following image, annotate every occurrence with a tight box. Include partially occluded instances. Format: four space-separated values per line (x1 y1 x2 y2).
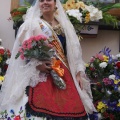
0 0 96 119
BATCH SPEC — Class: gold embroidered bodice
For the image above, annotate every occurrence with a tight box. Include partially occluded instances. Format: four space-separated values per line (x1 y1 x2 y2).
52 24 65 37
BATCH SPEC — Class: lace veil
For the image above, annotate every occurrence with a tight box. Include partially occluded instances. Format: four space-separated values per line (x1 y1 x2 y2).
0 0 96 114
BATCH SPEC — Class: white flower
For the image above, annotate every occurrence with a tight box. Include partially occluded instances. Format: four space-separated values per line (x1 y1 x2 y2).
111 54 117 60
98 113 103 120
0 46 4 49
116 54 120 58
66 9 82 23
109 74 115 80
85 5 103 21
6 59 10 64
99 62 107 68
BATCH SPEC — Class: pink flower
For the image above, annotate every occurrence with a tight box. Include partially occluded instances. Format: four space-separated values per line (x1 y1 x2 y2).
90 57 95 62
34 35 47 41
19 47 24 53
47 43 53 48
20 54 25 60
95 54 104 61
27 44 32 49
103 78 112 85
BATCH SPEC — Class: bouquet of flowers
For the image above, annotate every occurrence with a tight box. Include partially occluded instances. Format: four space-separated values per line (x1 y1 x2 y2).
85 47 120 120
9 0 31 29
15 34 66 90
0 47 11 76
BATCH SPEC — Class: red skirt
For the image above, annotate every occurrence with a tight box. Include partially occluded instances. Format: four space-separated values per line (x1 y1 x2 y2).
26 62 87 119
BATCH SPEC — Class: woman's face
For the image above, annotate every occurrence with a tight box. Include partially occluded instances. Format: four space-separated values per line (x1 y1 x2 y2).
39 0 56 15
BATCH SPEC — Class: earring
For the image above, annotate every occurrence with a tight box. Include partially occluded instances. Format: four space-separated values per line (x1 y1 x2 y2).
54 5 58 15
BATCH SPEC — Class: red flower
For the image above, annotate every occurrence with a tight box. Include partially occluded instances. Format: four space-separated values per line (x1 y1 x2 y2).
7 49 11 57
90 67 95 71
109 114 115 120
116 61 120 69
0 49 4 55
4 64 8 70
103 112 109 118
14 115 21 120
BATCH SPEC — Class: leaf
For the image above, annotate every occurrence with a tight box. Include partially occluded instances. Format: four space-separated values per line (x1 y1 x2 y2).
111 3 120 9
101 3 120 12
101 13 119 28
17 7 28 13
24 0 31 6
15 52 20 59
12 15 23 22
62 0 68 4
11 115 15 118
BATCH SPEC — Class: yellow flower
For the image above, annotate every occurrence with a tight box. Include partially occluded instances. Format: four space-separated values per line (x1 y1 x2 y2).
76 2 85 9
97 102 108 113
85 13 90 23
114 79 120 84
63 0 76 10
0 76 4 81
117 102 120 107
85 64 89 67
97 102 107 109
103 55 109 62
0 56 2 62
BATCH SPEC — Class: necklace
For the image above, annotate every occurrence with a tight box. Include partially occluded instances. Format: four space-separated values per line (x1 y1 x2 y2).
41 16 55 26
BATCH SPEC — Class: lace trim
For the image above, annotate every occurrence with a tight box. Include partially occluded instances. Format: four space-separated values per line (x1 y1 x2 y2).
25 102 88 120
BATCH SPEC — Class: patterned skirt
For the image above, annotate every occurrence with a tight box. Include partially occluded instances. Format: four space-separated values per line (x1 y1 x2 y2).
26 62 88 120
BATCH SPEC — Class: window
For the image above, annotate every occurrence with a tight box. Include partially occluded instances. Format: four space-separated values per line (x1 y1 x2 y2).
11 0 36 11
19 0 36 6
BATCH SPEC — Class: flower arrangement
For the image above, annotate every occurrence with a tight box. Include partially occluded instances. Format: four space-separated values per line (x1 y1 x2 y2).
9 0 31 28
15 34 66 90
62 0 120 28
63 0 103 23
0 39 11 88
85 47 120 120
0 43 11 76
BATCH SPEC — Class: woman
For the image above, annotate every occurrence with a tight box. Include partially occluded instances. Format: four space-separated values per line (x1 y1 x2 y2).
0 0 96 119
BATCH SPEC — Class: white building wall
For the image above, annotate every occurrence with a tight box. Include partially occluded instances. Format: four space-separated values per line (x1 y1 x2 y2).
0 0 15 51
81 30 120 62
0 0 120 62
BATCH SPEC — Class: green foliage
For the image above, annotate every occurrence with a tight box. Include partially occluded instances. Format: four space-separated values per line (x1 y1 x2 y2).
10 0 31 26
101 12 119 28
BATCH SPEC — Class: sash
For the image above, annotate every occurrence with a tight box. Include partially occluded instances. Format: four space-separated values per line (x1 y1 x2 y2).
39 19 68 68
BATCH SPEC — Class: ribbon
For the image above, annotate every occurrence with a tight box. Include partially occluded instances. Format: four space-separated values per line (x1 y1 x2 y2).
52 58 64 77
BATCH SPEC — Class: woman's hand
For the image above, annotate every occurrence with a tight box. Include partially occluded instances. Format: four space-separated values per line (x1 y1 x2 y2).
36 61 52 73
76 72 83 90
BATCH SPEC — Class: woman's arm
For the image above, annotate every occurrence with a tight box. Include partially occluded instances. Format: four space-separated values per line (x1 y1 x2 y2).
76 71 83 90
